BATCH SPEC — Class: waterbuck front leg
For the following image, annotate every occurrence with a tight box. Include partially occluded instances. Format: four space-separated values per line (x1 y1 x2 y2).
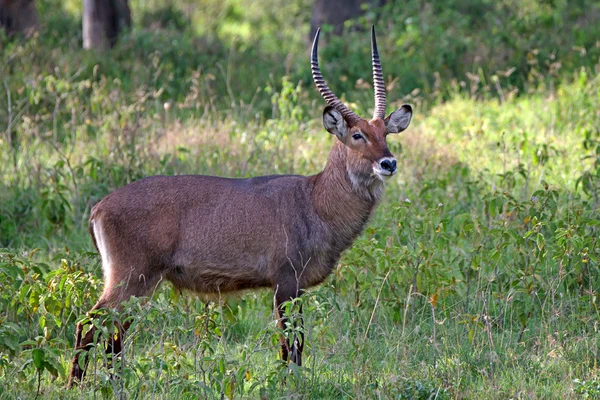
290 302 304 366
275 280 304 366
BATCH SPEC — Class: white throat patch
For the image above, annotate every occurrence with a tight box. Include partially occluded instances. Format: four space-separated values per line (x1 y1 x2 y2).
348 169 385 200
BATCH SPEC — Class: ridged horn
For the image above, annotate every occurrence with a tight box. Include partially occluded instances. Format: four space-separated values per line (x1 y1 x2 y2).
371 25 386 120
311 27 361 125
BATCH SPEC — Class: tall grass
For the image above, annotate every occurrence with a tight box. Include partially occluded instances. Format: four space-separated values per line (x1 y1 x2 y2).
1 1 600 398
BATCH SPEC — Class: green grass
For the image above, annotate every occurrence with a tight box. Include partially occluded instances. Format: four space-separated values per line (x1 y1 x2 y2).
1 1 600 398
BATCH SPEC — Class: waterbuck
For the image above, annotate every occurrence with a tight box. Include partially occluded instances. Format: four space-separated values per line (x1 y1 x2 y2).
68 26 412 386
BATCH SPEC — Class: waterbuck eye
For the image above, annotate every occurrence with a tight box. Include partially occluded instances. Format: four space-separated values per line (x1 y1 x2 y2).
352 133 364 141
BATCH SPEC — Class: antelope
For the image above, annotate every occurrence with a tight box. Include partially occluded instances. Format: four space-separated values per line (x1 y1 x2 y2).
68 26 412 387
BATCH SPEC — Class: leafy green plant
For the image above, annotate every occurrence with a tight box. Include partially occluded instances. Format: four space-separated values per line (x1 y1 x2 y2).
1 0 600 397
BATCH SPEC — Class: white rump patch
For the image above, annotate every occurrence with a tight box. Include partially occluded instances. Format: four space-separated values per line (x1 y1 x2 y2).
92 219 112 283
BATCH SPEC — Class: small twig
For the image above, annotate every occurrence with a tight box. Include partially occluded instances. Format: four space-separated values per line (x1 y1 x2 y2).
216 54 236 111
67 66 86 83
364 267 392 341
3 76 17 173
431 302 437 369
483 295 495 380
516 311 531 344
411 257 422 295
48 140 80 224
3 77 12 146
34 369 41 400
402 284 413 337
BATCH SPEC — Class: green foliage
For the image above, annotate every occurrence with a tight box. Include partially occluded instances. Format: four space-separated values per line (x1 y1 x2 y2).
574 378 600 398
1 0 600 398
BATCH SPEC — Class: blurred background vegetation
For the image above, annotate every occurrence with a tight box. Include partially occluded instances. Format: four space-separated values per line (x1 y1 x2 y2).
1 0 600 398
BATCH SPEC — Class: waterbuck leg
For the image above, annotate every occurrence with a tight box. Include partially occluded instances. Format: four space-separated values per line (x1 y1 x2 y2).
68 275 156 388
69 302 134 387
275 282 304 366
104 319 133 375
69 298 112 387
290 303 304 366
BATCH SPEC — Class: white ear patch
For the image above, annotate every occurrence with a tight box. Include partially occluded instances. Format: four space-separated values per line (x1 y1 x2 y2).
323 107 349 140
385 104 413 134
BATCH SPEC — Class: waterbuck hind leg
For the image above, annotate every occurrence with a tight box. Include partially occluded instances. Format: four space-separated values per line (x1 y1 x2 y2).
68 275 157 388
68 298 112 388
69 301 134 387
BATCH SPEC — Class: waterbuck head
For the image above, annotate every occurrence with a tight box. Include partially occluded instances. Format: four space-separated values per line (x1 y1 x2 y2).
312 26 412 184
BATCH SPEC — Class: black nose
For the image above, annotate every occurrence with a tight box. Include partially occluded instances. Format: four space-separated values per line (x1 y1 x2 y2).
380 158 397 173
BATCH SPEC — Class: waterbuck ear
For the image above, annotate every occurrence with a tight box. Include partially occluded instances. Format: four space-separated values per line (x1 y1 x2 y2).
385 104 413 134
323 106 349 141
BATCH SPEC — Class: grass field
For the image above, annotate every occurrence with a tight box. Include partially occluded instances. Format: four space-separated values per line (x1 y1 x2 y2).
1 1 600 398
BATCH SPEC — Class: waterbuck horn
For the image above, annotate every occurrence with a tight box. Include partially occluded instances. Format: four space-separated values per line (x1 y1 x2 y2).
371 25 386 120
311 27 362 126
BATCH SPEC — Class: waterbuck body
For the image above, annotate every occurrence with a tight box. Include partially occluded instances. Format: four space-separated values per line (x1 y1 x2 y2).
91 141 380 300
68 26 413 387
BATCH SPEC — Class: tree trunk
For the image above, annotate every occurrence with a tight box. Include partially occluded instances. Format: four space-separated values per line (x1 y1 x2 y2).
310 0 390 38
0 0 38 36
83 0 131 50
311 0 362 37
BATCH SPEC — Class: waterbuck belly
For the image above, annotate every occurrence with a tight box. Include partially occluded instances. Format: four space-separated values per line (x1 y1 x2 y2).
166 256 273 294
168 231 276 295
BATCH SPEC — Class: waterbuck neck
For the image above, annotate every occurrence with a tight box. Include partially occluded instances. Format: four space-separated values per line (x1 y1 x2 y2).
309 141 384 246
